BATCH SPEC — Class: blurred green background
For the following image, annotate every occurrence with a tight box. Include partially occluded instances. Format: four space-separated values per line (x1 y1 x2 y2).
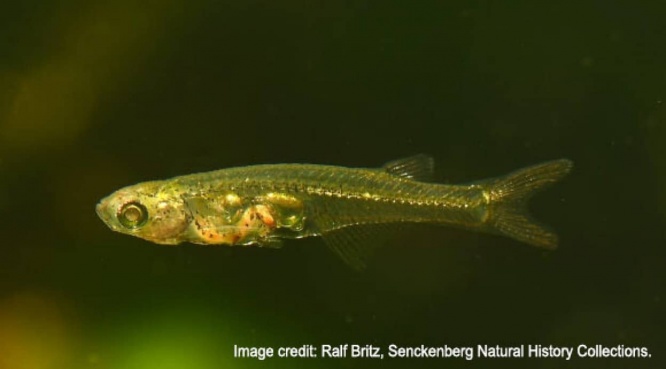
0 1 664 368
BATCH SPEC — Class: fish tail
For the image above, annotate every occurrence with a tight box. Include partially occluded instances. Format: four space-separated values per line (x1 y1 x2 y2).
482 159 573 249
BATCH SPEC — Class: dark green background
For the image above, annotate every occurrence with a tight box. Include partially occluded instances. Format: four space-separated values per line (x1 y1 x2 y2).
0 1 663 368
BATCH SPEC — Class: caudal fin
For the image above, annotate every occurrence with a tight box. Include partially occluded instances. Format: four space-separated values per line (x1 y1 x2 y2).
483 159 573 249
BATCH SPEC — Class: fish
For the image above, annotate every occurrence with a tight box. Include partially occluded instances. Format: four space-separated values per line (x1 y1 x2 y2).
96 155 573 269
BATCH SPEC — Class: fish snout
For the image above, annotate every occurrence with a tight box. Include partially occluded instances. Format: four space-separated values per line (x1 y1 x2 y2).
95 200 114 226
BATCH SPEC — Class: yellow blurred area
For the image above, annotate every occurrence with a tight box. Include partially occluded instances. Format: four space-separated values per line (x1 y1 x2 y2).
0 292 243 369
0 1 181 153
0 292 75 369
115 306 238 369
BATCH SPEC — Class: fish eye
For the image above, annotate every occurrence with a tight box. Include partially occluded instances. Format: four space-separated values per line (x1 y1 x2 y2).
118 201 148 229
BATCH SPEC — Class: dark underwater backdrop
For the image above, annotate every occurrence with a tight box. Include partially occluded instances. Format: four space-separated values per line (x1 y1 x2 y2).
0 1 664 368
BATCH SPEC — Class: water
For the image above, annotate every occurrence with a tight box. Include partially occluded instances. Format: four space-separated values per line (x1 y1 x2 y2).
0 1 663 368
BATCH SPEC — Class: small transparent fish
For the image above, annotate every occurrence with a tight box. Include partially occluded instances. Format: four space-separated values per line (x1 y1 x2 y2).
96 155 572 269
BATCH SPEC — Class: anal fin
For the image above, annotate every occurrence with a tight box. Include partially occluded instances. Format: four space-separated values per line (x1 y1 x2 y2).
322 224 396 270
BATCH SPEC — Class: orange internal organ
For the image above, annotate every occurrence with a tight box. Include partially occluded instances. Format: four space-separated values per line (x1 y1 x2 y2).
193 204 277 245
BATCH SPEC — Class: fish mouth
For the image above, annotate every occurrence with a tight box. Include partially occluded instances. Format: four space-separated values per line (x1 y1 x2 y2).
95 201 114 228
95 202 105 219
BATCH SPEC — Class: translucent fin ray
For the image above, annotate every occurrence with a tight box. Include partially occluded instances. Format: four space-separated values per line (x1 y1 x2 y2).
321 224 396 270
382 154 435 182
483 159 573 249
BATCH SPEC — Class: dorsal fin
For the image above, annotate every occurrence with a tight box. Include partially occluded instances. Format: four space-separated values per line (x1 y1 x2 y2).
382 154 435 182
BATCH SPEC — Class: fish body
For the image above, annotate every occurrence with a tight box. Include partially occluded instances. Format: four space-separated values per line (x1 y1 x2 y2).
96 155 572 268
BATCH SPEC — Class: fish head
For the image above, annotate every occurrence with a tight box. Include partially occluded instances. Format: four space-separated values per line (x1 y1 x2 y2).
96 181 191 244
